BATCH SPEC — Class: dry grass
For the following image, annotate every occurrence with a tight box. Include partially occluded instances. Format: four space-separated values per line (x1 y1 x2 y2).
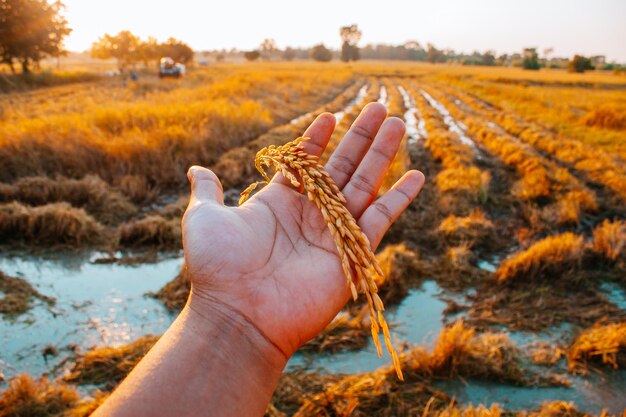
152 266 190 312
0 271 55 317
213 80 366 189
496 233 586 282
530 341 563 367
1 65 353 190
64 391 109 417
582 106 626 130
0 202 105 247
567 321 626 371
266 371 342 417
0 374 79 417
117 175 159 205
435 402 504 417
65 335 159 387
117 215 181 248
592 219 626 262
375 243 424 305
295 321 547 417
241 136 403 379
439 80 626 202
0 175 136 225
300 307 370 353
437 210 495 247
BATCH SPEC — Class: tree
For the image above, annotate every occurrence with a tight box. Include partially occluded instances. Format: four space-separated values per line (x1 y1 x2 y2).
282 47 296 61
310 44 332 62
91 31 141 69
158 37 194 64
426 43 445 63
481 50 496 66
260 38 277 60
568 55 594 73
0 0 71 73
340 24 361 62
522 48 540 70
137 36 160 67
244 50 260 61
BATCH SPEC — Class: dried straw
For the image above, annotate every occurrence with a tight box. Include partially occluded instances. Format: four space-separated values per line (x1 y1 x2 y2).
240 136 404 380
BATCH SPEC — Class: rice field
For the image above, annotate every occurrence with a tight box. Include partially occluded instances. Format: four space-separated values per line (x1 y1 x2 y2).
0 61 625 416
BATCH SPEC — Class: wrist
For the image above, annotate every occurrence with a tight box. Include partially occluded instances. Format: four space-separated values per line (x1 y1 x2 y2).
185 289 288 372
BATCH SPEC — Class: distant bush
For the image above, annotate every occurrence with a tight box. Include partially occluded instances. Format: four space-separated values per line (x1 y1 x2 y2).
568 55 594 73
310 44 333 62
244 50 261 61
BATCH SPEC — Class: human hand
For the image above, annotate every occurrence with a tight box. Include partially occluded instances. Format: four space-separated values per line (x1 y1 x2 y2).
182 102 425 364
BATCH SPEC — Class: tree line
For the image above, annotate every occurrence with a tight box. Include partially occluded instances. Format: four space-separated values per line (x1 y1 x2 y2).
91 31 194 70
0 2 621 75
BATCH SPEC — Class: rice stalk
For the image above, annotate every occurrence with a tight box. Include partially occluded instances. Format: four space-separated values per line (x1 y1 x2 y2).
240 136 404 380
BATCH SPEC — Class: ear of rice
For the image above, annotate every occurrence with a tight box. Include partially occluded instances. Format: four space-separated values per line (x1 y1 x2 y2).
240 136 404 380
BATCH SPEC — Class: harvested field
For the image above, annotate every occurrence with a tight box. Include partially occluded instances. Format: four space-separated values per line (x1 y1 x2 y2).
2 62 625 415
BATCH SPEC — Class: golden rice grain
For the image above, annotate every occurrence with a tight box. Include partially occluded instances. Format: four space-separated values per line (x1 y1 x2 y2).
240 136 404 380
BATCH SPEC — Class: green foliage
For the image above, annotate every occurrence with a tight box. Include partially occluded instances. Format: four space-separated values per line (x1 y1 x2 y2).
522 48 540 70
310 44 332 62
568 55 595 73
0 0 71 73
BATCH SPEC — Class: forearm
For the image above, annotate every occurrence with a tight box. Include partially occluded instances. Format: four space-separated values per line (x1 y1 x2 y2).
93 293 287 417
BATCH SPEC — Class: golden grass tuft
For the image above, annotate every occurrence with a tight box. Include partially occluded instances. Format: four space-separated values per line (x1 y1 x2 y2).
66 335 159 386
117 175 158 205
496 233 586 282
64 391 110 417
0 374 79 417
542 190 599 226
375 243 424 305
295 321 539 416
437 210 495 247
582 106 626 130
567 321 626 371
436 402 504 417
0 175 136 224
0 271 55 317
117 215 181 248
0 202 105 246
592 219 626 262
241 136 404 379
529 341 563 366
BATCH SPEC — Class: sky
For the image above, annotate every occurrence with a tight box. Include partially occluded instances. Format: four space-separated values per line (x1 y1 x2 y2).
62 0 626 62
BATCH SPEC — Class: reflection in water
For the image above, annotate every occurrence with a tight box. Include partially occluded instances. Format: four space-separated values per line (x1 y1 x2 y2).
0 253 182 378
398 85 427 144
288 281 446 374
334 84 369 123
1 256 625 413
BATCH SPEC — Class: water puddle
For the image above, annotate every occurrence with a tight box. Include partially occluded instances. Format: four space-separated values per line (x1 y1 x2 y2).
288 281 447 374
333 84 368 123
420 89 477 150
0 253 182 378
599 282 626 310
289 83 359 125
377 86 388 107
398 85 427 144
437 371 626 415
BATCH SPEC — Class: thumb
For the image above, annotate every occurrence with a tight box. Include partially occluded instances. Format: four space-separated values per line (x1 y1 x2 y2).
187 166 224 205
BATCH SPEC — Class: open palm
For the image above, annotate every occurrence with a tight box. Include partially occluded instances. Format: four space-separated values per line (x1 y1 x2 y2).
182 103 425 360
